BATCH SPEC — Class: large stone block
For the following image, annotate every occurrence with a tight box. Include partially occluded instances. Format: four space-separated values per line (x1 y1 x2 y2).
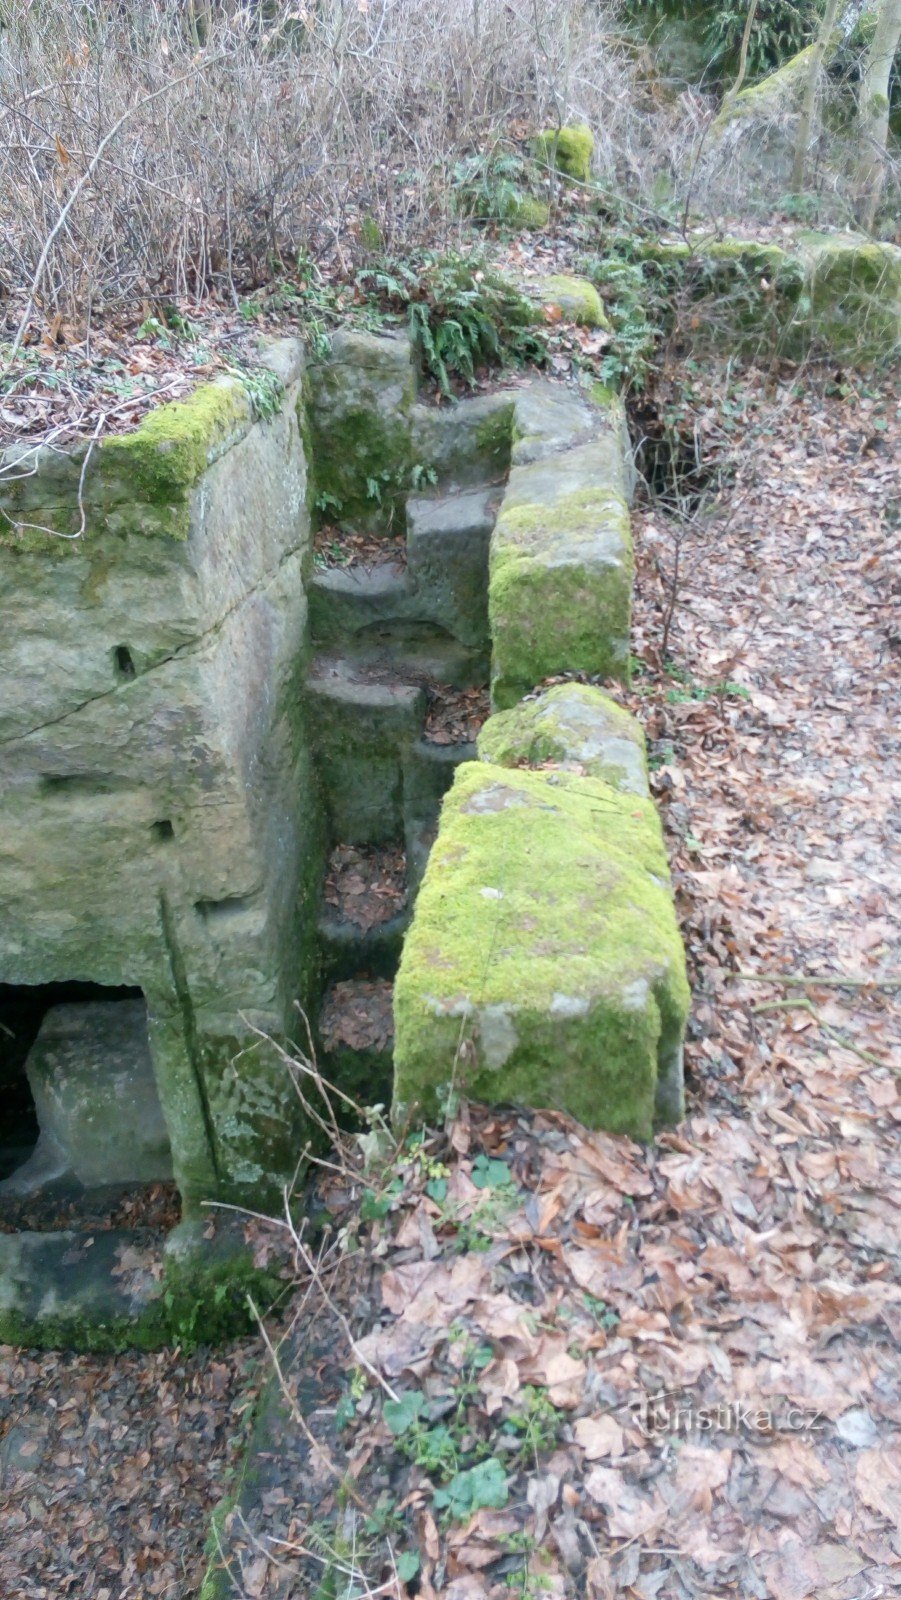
0 340 322 1213
13 1001 172 1192
489 441 634 709
304 330 416 531
406 486 500 649
393 763 689 1137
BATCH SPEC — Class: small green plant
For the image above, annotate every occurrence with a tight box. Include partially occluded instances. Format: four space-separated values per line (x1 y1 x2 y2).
359 252 545 395
433 1457 509 1520
502 1386 562 1462
451 147 543 223
583 1292 621 1332
228 363 283 423
410 462 439 491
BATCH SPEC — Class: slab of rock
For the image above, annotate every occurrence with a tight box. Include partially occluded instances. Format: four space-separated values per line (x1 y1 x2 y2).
478 683 649 797
304 330 416 531
407 486 500 649
393 762 689 1138
6 1001 173 1193
489 441 633 709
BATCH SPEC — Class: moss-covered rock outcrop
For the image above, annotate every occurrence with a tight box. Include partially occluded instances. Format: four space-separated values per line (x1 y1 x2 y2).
392 763 689 1138
533 124 594 182
518 273 610 329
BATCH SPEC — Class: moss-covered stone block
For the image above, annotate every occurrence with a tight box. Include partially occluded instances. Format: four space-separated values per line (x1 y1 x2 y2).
533 124 594 183
489 442 633 709
478 683 649 797
0 376 253 548
796 232 901 365
519 274 610 329
304 330 416 532
393 763 689 1137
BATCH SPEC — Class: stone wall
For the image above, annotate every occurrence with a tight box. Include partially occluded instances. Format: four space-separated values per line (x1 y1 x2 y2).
0 338 322 1214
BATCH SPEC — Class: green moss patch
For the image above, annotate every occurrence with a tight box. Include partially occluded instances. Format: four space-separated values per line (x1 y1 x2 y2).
533 124 595 183
520 274 610 330
489 447 633 709
392 762 689 1138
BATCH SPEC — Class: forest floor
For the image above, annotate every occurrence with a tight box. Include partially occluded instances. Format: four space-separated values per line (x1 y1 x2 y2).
1 357 898 1599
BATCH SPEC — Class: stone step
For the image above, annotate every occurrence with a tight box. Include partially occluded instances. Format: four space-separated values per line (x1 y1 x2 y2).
305 655 427 845
406 484 500 650
403 737 477 892
317 906 409 984
307 561 412 646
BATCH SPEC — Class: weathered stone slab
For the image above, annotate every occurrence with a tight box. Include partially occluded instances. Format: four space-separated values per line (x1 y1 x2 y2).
407 487 500 649
489 441 634 709
4 1001 172 1193
411 392 514 490
306 659 426 843
304 330 416 531
477 683 649 797
393 763 689 1137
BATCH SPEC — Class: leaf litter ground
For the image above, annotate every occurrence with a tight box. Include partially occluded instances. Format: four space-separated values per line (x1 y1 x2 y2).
2 363 898 1600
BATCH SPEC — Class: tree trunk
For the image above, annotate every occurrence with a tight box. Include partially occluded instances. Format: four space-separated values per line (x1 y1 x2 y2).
724 0 761 110
791 0 844 192
855 0 901 230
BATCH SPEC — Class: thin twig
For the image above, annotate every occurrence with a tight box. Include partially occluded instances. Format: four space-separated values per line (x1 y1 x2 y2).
6 52 229 364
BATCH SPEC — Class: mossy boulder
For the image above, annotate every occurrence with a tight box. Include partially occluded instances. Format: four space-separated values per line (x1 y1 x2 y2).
489 442 633 710
796 232 901 365
478 684 649 797
392 762 689 1137
519 274 610 330
510 196 551 229
533 124 594 182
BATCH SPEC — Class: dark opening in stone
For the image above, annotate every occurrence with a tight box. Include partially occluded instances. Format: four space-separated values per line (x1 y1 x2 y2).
113 644 137 680
0 983 173 1202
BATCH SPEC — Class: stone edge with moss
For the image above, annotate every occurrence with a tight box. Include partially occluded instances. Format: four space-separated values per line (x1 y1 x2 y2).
477 682 650 797
0 1218 283 1353
392 762 689 1138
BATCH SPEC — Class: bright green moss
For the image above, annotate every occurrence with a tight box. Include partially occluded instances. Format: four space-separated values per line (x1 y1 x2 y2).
511 196 551 229
100 380 251 517
489 486 633 708
521 274 610 329
533 124 595 182
392 762 689 1137
0 376 251 549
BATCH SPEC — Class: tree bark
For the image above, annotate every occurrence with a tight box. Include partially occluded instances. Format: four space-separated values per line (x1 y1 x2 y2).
791 0 844 192
854 0 901 231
